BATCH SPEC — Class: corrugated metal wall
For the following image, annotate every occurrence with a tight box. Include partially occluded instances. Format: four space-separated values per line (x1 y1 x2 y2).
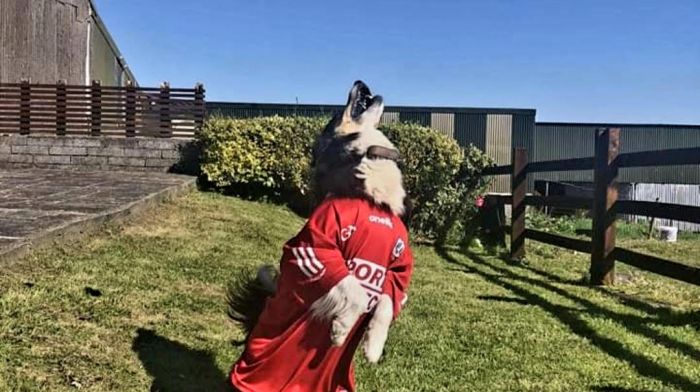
512 113 536 192
430 113 455 138
619 126 700 184
399 111 431 127
533 123 700 184
380 112 399 125
485 115 512 192
512 113 535 152
453 113 487 150
632 184 700 232
532 123 595 183
206 102 534 145
208 103 534 140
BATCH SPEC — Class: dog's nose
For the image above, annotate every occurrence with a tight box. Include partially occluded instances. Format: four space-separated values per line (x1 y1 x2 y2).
353 80 369 90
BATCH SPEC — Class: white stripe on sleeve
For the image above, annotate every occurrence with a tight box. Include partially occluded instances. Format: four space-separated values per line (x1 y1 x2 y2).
305 247 325 271
292 247 314 277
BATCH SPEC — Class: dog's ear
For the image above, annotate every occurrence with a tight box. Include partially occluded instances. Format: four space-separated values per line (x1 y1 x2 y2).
338 80 384 133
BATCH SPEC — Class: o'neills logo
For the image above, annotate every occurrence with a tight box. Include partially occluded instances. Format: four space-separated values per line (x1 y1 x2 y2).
369 215 393 228
346 257 387 311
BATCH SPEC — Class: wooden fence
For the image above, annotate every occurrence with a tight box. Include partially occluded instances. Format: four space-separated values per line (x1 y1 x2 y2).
482 128 700 286
0 81 205 138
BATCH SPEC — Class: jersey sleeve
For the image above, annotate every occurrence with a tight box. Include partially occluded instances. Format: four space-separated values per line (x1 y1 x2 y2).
383 238 414 319
282 200 350 304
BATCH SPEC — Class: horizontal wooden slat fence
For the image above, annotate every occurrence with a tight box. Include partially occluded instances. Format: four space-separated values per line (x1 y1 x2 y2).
482 128 700 286
0 80 205 138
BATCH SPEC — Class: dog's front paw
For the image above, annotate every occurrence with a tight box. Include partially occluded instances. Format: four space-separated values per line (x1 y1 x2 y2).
363 294 393 363
329 277 368 346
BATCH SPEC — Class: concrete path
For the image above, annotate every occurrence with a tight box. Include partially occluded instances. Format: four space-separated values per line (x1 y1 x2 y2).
0 169 195 262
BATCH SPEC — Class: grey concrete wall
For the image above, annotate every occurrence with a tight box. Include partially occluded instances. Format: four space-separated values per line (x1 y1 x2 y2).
0 0 89 84
0 135 197 173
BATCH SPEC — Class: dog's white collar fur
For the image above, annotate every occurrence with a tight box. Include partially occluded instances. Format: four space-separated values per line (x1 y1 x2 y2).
350 128 406 216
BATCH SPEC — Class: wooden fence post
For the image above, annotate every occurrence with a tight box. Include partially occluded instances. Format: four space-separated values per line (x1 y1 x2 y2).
159 81 171 138
590 128 620 285
194 82 205 130
19 79 30 135
90 80 102 136
125 80 136 137
511 148 528 262
56 80 66 136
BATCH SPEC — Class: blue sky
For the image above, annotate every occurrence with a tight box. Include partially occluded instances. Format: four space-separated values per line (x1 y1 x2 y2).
95 0 699 124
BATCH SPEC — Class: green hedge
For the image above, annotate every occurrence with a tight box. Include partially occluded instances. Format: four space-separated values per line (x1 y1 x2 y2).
199 116 325 197
198 116 492 244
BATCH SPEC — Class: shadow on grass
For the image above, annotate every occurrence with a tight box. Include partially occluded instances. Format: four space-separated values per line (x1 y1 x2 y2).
133 328 231 392
575 228 593 237
512 257 700 330
436 247 700 392
590 386 654 392
476 295 530 306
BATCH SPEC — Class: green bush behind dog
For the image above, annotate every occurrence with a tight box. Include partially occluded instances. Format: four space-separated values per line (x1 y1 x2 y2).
198 115 492 245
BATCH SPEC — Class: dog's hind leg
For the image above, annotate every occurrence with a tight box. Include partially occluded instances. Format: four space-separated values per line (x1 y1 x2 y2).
363 294 393 363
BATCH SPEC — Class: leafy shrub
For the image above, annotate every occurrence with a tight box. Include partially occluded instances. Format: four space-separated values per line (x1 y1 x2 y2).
199 115 326 199
527 209 582 235
438 145 495 246
380 123 492 244
199 116 493 244
380 123 463 208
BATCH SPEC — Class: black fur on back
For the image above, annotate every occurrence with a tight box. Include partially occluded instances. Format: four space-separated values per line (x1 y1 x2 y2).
226 266 277 337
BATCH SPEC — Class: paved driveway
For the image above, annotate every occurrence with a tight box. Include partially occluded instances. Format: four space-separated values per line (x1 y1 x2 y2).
0 169 195 261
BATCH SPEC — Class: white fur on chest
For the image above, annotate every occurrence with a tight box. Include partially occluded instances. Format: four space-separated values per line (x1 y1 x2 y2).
346 130 406 216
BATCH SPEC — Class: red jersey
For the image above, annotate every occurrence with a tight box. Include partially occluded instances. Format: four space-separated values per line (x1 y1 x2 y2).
230 197 414 392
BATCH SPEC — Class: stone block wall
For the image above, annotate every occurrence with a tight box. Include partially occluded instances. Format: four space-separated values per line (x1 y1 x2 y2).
0 135 198 173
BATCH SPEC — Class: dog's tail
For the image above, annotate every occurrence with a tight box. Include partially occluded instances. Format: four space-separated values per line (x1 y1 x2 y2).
226 264 278 335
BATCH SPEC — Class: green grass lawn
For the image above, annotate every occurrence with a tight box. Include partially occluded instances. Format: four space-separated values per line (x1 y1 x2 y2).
1 192 699 391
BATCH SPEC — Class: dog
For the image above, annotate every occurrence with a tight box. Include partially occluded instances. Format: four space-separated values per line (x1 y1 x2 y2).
228 81 414 392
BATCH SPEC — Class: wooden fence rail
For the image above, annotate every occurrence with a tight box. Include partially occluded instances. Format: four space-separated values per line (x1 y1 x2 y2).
482 128 700 286
0 81 205 137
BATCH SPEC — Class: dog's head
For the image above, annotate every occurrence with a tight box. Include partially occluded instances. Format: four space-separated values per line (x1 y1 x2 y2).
312 81 406 216
331 80 386 136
